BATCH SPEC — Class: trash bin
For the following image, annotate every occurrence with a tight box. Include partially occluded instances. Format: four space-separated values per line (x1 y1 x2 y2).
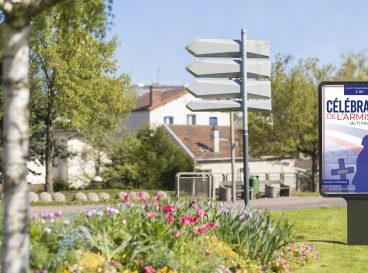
250 176 260 199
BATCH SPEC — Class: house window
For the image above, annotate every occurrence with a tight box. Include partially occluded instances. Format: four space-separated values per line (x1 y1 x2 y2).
187 114 196 125
209 117 218 126
164 116 174 124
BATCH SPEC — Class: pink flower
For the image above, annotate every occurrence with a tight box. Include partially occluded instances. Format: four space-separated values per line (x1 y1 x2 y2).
124 194 131 201
207 222 216 229
144 266 154 273
205 250 211 257
172 230 181 238
196 208 208 218
181 214 193 225
153 193 163 202
166 215 175 222
163 204 175 214
140 197 147 203
194 224 207 234
137 192 143 197
147 211 157 218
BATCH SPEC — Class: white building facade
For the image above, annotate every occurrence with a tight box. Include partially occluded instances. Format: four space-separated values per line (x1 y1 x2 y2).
125 83 230 133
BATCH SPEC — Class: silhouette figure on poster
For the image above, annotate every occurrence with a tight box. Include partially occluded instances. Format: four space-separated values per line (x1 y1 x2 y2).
352 135 368 192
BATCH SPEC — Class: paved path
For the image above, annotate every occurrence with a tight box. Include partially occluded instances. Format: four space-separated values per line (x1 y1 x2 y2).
224 196 346 210
30 196 347 214
30 204 104 215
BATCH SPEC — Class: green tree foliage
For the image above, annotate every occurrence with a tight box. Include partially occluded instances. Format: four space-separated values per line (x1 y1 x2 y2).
334 52 368 81
29 0 135 192
103 126 194 190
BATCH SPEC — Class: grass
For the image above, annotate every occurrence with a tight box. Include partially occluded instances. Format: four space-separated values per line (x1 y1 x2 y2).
291 191 320 197
273 207 368 273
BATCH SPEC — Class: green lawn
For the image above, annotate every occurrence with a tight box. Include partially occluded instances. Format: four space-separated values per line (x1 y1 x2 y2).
273 207 368 273
291 191 320 197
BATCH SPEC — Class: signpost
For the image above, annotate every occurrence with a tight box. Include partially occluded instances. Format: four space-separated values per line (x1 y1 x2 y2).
187 80 271 99
186 59 270 79
319 81 368 245
185 29 271 205
186 99 271 112
186 39 270 58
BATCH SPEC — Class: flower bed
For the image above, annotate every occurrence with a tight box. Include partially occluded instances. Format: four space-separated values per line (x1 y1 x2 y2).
30 193 318 272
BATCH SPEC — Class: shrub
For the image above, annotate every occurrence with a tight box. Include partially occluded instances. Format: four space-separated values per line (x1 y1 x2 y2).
53 177 70 191
216 206 293 264
103 126 194 189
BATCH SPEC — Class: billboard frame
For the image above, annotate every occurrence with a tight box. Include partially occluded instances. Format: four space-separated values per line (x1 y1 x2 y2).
319 81 368 198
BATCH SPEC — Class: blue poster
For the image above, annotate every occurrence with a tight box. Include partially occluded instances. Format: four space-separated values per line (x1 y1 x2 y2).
321 83 368 195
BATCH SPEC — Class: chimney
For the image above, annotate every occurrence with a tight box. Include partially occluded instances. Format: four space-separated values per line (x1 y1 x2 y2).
150 82 161 106
212 126 220 153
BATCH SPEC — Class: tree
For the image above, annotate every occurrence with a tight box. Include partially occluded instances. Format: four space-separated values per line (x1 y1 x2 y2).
248 56 334 191
103 126 194 189
334 52 368 81
0 1 63 272
30 0 134 193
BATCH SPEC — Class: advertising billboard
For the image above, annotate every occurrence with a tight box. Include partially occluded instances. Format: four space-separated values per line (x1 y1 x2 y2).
319 81 368 197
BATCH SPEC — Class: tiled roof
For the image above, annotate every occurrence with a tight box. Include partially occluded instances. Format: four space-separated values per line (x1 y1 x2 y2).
135 93 151 111
167 124 242 160
134 88 186 111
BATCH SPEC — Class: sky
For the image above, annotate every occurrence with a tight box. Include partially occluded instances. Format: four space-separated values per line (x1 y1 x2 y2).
109 0 368 85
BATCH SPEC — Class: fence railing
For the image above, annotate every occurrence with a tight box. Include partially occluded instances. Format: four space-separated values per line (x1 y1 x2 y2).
175 172 214 199
176 171 309 199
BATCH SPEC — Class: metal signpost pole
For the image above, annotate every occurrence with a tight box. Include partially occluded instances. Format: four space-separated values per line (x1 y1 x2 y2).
230 111 236 202
241 29 249 206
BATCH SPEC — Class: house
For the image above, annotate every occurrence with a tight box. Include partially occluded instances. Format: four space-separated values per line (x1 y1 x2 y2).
124 83 230 133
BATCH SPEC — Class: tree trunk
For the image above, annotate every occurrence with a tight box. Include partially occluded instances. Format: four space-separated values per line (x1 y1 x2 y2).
2 23 30 273
45 91 55 193
311 153 318 192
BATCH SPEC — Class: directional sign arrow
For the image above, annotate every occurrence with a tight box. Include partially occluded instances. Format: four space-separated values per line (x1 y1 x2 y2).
186 59 270 78
186 39 270 58
187 80 271 99
186 99 271 112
